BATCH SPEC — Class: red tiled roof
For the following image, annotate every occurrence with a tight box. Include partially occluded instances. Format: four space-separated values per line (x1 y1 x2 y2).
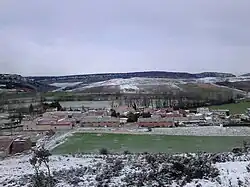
137 121 174 127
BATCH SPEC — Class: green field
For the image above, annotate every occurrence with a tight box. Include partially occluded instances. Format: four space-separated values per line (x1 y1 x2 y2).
209 101 250 114
52 133 250 154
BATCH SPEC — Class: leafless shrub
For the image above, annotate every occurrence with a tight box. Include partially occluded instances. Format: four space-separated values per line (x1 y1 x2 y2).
29 146 55 187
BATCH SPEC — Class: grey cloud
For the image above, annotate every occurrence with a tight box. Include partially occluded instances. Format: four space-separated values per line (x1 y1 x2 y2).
0 0 250 75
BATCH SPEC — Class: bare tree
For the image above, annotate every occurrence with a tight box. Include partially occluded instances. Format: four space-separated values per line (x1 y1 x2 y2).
29 146 53 187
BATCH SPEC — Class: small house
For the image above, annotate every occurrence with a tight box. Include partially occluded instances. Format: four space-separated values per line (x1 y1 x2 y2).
0 137 32 158
11 137 32 154
211 109 230 117
197 107 210 115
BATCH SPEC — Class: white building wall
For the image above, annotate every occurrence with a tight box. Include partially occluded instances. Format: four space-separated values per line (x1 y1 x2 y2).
197 107 210 114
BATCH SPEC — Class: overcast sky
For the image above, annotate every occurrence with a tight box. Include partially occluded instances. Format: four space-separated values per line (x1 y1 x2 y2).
0 0 250 76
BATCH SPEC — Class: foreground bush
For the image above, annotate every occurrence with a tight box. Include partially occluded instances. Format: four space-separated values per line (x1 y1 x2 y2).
99 148 109 155
123 153 220 186
10 151 250 187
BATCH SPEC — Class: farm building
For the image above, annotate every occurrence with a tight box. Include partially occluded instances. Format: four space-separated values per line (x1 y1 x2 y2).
0 137 32 158
36 118 74 131
187 113 205 120
137 118 175 128
11 137 32 154
211 109 230 117
81 116 120 127
23 117 74 131
197 107 210 115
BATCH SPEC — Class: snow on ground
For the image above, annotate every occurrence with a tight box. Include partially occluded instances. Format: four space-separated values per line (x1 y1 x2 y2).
37 130 76 151
77 126 250 136
71 77 182 92
1 154 250 187
0 155 100 187
51 76 250 92
51 82 83 92
227 76 250 82
184 161 250 187
119 84 139 91
188 76 250 84
152 126 250 136
217 161 250 186
196 77 224 83
50 82 83 88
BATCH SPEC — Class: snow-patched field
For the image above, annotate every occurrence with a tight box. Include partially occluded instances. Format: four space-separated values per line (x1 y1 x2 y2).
50 82 83 92
51 76 249 93
70 77 183 92
1 154 250 187
50 82 83 88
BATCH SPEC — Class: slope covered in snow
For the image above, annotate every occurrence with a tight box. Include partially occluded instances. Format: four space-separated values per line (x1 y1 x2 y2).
69 77 183 92
50 82 82 88
48 76 249 93
1 153 250 187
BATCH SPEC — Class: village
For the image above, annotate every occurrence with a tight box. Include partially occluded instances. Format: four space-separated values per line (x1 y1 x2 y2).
1 98 250 159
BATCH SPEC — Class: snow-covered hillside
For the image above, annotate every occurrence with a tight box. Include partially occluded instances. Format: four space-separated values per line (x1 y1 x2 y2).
68 77 183 92
1 153 250 187
49 76 250 93
50 82 83 92
50 82 82 88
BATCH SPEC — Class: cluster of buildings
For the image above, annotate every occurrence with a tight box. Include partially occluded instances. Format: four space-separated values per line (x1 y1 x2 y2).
23 111 76 131
20 105 245 131
0 101 247 133
1 102 250 158
137 107 228 128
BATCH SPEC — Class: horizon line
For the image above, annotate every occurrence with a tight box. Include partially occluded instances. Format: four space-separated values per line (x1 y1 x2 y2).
24 70 242 77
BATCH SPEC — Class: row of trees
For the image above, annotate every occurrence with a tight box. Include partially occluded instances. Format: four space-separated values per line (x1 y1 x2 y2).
124 96 237 110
